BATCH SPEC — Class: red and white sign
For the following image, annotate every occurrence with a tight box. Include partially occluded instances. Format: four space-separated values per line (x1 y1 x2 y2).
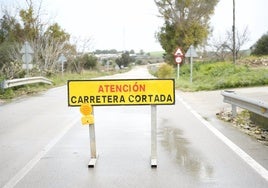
174 47 184 64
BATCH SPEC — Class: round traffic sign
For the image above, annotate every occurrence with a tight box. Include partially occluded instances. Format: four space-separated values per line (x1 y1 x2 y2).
175 56 182 63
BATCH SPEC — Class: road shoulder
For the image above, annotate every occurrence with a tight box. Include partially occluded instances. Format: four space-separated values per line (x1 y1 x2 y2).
176 87 268 170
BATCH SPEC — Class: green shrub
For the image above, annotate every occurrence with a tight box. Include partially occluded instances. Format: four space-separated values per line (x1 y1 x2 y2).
0 88 14 99
157 64 174 78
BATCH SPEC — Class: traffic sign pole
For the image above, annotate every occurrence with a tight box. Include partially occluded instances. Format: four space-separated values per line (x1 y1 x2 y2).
185 45 198 83
177 63 180 79
88 121 97 168
58 54 67 76
190 57 193 83
80 104 97 167
20 41 34 76
151 105 157 167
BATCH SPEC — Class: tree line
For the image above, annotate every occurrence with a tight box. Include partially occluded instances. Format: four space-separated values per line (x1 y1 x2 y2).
1 0 268 80
0 0 100 79
0 0 144 80
154 0 268 64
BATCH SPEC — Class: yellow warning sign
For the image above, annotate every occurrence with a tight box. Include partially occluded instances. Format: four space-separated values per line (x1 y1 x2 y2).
68 79 175 106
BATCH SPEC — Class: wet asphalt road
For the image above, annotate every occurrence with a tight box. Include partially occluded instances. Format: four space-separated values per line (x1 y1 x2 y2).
0 66 268 187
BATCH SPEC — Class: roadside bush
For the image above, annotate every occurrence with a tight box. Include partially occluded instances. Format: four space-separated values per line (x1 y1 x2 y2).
157 63 174 78
0 88 14 99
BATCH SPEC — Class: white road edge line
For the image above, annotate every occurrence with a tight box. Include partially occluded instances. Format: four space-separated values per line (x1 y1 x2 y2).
176 94 268 182
3 117 79 188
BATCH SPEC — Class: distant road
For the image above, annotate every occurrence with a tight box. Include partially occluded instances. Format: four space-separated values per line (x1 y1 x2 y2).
0 65 267 188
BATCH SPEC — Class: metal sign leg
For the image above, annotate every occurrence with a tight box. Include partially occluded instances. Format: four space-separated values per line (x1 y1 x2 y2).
88 123 97 168
151 105 157 168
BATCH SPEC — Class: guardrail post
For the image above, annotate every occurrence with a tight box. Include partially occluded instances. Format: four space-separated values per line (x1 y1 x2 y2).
232 104 237 117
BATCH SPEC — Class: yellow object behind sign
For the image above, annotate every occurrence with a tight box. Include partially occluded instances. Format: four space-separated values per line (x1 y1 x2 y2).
81 114 94 125
80 103 93 115
80 103 94 125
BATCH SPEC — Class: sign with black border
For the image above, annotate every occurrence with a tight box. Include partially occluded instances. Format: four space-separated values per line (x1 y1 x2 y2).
67 79 175 106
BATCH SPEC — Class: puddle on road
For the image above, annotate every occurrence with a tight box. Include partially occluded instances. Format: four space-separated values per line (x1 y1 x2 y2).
158 119 215 183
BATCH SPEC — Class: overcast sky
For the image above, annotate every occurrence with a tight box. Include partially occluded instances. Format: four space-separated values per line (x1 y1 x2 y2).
44 0 163 52
211 0 268 50
1 0 268 52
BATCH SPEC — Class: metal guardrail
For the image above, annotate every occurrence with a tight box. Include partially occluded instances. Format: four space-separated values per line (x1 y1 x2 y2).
221 90 268 118
1 76 53 89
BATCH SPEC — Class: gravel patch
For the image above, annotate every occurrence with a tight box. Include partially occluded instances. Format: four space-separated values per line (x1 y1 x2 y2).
217 109 268 145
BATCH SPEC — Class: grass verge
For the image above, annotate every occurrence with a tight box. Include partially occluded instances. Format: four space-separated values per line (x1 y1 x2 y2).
173 61 268 91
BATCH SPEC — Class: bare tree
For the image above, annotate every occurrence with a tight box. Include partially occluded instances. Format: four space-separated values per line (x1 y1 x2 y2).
210 27 250 60
210 36 229 61
68 36 93 73
225 27 250 59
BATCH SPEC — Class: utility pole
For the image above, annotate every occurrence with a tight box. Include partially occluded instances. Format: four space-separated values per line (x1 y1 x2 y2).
233 0 236 64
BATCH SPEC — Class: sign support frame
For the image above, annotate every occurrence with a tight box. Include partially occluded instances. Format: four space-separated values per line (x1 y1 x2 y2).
87 105 159 168
69 79 175 168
